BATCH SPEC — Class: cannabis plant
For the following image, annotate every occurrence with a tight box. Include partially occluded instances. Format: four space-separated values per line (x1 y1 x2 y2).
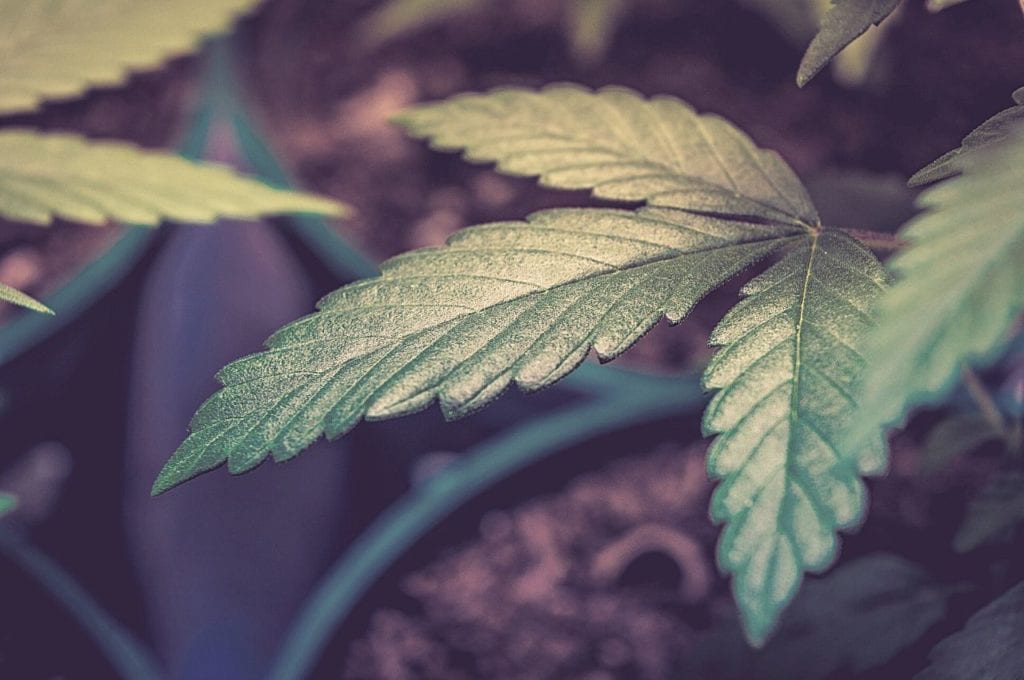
0 0 344 313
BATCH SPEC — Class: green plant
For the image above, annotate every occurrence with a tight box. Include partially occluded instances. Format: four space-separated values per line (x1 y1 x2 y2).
0 0 345 313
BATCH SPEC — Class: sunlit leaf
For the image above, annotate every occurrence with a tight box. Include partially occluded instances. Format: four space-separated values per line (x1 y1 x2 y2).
0 281 53 315
0 130 345 227
0 0 264 115
704 230 888 645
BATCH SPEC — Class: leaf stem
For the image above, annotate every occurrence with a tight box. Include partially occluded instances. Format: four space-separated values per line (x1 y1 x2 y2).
838 228 908 252
961 367 1008 438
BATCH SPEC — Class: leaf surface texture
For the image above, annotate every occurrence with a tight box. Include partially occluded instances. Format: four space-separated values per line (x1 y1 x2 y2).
703 230 888 644
0 0 263 114
0 281 52 314
155 207 797 493
0 130 344 227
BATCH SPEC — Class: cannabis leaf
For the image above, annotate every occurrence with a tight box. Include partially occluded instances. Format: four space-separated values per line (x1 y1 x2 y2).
356 0 485 51
157 86 888 647
395 86 820 226
0 130 344 227
0 281 52 315
704 230 888 645
848 127 1024 452
154 206 798 493
909 86 1024 186
686 554 947 679
916 582 1024 680
921 413 1001 473
0 0 264 115
953 470 1024 553
925 0 975 11
797 0 902 87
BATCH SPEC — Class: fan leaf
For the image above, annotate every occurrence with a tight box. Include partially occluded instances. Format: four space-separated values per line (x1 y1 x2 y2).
0 130 345 227
953 470 1024 553
909 86 1024 186
916 582 1024 680
703 230 888 645
395 85 819 226
0 281 52 314
0 0 264 115
154 207 800 494
849 128 1024 452
797 0 902 87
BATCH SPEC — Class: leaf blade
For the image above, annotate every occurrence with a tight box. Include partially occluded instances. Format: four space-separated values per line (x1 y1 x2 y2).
0 130 346 227
0 281 53 315
703 230 889 645
395 85 819 225
797 0 902 87
154 207 799 494
0 0 264 114
849 127 1024 453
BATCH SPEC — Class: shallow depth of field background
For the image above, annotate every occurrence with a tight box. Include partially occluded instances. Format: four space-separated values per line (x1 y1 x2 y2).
1 1 1022 678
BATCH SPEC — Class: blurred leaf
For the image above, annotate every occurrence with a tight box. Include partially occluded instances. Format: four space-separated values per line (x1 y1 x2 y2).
566 0 627 65
355 0 487 50
910 86 1024 187
849 128 1024 454
916 582 1024 680
704 231 888 645
0 0 264 115
0 493 17 517
0 129 346 227
686 554 947 679
921 413 1002 473
797 0 902 87
953 470 1024 552
0 282 53 315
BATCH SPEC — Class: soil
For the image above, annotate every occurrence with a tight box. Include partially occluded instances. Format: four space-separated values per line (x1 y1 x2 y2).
0 59 197 323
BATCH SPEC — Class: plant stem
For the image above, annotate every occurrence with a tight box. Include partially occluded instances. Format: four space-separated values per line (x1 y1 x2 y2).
961 367 1008 437
839 228 908 252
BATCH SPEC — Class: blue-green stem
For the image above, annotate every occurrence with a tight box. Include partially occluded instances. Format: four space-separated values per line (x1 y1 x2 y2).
268 375 704 680
0 529 162 679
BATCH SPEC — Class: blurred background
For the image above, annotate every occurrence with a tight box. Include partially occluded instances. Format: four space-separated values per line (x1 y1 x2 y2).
1 0 1023 678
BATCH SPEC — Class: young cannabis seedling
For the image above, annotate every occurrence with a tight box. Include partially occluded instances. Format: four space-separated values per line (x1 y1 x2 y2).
154 85 897 644
0 0 345 313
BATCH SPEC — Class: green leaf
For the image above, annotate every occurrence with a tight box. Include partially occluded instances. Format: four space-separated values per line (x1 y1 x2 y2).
154 206 799 494
921 413 1002 474
0 129 346 227
686 554 947 679
0 493 17 517
355 0 487 51
916 582 1024 680
0 0 264 115
395 85 820 226
703 230 888 645
953 470 1024 553
0 281 53 315
909 86 1024 187
849 128 1024 453
565 0 627 65
797 0 902 87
